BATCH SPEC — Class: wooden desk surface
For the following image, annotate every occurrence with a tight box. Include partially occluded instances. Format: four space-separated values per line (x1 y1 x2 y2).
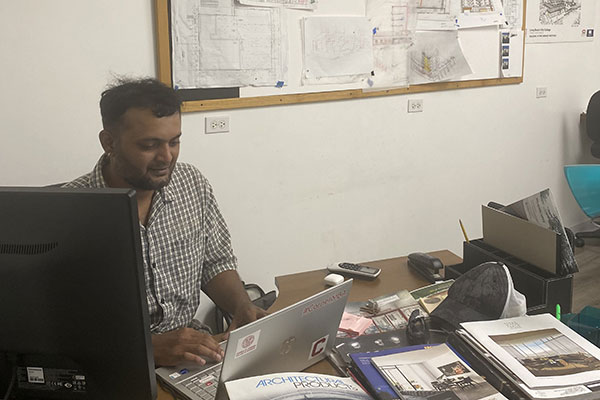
157 250 462 398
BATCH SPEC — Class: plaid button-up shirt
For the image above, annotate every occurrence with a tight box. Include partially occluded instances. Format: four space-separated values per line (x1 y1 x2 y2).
65 155 238 333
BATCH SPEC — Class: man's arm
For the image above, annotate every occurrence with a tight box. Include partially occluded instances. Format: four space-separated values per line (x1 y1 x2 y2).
203 270 269 331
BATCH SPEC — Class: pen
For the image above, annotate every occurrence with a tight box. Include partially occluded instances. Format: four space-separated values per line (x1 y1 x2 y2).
459 219 470 243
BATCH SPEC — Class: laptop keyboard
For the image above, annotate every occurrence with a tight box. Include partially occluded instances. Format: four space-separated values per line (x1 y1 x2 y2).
183 364 222 400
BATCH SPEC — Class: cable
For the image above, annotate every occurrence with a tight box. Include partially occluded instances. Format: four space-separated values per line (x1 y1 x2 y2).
1 366 16 400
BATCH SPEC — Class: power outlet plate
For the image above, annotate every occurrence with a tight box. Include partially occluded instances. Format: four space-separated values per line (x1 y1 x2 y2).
536 87 548 98
408 99 424 113
205 116 230 134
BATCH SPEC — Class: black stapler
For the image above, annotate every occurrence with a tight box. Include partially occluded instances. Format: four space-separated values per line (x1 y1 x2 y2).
407 252 443 283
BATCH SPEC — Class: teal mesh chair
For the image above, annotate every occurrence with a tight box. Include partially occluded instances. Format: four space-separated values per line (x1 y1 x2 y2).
565 164 600 247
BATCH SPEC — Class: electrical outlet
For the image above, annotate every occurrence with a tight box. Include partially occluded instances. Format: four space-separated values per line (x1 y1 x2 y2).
536 87 548 98
408 99 424 113
205 116 230 134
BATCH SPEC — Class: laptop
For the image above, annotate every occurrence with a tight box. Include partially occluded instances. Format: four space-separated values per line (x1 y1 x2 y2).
156 279 352 400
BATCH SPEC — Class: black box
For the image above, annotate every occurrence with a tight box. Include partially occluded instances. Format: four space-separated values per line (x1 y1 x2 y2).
445 239 573 315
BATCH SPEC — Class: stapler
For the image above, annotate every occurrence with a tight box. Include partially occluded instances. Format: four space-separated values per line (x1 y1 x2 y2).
407 252 443 283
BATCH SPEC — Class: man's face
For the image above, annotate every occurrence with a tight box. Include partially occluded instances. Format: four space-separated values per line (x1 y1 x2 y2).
107 108 181 191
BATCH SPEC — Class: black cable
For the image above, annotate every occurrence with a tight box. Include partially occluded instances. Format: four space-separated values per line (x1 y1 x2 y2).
1 366 16 400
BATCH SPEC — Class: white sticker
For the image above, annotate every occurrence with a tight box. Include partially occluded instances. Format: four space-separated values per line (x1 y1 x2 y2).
26 367 44 384
309 335 329 360
235 330 261 359
168 372 181 380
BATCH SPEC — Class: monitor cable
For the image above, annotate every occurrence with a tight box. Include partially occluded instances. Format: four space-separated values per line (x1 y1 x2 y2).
1 365 16 400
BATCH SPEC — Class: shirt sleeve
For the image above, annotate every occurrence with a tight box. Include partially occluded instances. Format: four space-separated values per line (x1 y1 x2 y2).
198 174 238 286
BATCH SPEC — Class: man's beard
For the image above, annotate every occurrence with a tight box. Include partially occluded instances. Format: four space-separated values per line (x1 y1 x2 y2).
110 154 175 191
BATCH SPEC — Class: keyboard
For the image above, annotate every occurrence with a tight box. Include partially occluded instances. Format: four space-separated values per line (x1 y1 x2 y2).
182 364 222 400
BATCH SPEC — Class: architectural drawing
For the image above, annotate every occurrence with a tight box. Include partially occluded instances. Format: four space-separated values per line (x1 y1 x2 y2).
462 0 495 12
411 49 457 82
501 0 523 29
171 0 286 88
416 0 459 30
539 0 581 26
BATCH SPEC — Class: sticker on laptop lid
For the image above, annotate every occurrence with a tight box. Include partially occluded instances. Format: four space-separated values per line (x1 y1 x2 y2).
309 334 329 360
235 329 260 359
302 288 348 316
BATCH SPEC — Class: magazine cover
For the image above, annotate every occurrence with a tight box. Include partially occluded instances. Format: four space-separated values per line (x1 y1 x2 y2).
350 344 441 399
461 314 600 389
224 372 372 400
370 343 506 400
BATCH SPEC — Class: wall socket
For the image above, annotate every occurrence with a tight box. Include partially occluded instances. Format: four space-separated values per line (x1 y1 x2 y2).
205 116 230 134
408 99 424 113
536 87 548 98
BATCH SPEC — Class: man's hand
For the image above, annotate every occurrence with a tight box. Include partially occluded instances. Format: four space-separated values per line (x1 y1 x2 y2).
152 327 227 367
228 302 270 331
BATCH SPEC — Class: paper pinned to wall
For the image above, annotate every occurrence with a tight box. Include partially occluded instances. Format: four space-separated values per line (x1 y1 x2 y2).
456 0 507 29
409 31 472 85
302 16 374 85
237 0 318 10
366 0 417 89
502 0 524 30
500 29 523 78
526 0 596 43
171 0 288 88
416 0 460 31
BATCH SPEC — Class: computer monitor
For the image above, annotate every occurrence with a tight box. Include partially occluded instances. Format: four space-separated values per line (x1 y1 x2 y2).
0 187 156 400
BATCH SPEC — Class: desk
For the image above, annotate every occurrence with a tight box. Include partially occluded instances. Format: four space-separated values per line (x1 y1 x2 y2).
157 250 462 399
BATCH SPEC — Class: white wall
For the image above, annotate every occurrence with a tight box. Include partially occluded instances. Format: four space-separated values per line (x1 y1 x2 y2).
1 2 599 291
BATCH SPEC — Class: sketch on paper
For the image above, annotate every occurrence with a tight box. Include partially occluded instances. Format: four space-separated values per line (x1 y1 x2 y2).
171 0 286 88
367 0 417 89
409 32 472 84
501 0 523 29
539 0 581 26
462 0 496 12
302 17 373 84
416 0 460 30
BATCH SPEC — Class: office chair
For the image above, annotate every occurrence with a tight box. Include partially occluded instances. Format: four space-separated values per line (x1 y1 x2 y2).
562 91 600 247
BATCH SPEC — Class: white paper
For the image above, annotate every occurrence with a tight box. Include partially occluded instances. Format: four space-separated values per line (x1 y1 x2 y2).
526 0 596 43
416 0 460 31
502 0 524 30
237 0 318 10
461 314 600 388
500 29 523 78
456 0 507 29
171 0 287 88
409 31 473 84
302 16 374 85
366 0 417 89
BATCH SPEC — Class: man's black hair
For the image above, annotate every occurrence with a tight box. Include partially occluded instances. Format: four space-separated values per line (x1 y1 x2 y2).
100 77 182 130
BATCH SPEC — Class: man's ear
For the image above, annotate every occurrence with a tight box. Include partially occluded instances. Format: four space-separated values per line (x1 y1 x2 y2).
99 130 115 154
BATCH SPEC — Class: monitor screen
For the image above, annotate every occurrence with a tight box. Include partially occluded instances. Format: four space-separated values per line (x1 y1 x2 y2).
0 187 156 400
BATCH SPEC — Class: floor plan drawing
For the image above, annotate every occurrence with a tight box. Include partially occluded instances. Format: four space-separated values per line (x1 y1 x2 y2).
539 0 581 26
502 0 523 29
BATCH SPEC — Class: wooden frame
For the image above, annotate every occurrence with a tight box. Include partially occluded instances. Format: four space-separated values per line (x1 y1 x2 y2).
155 0 525 112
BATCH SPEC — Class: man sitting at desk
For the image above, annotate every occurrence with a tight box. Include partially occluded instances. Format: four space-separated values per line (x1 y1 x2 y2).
64 77 268 366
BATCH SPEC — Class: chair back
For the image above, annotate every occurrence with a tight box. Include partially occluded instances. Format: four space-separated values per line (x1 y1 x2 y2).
565 164 600 219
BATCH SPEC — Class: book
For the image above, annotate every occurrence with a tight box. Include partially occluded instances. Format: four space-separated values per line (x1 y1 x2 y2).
370 342 507 400
223 372 372 400
460 314 600 398
410 280 454 314
350 344 440 400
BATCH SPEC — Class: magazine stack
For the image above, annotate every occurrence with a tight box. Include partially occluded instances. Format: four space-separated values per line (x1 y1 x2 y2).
455 313 600 400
